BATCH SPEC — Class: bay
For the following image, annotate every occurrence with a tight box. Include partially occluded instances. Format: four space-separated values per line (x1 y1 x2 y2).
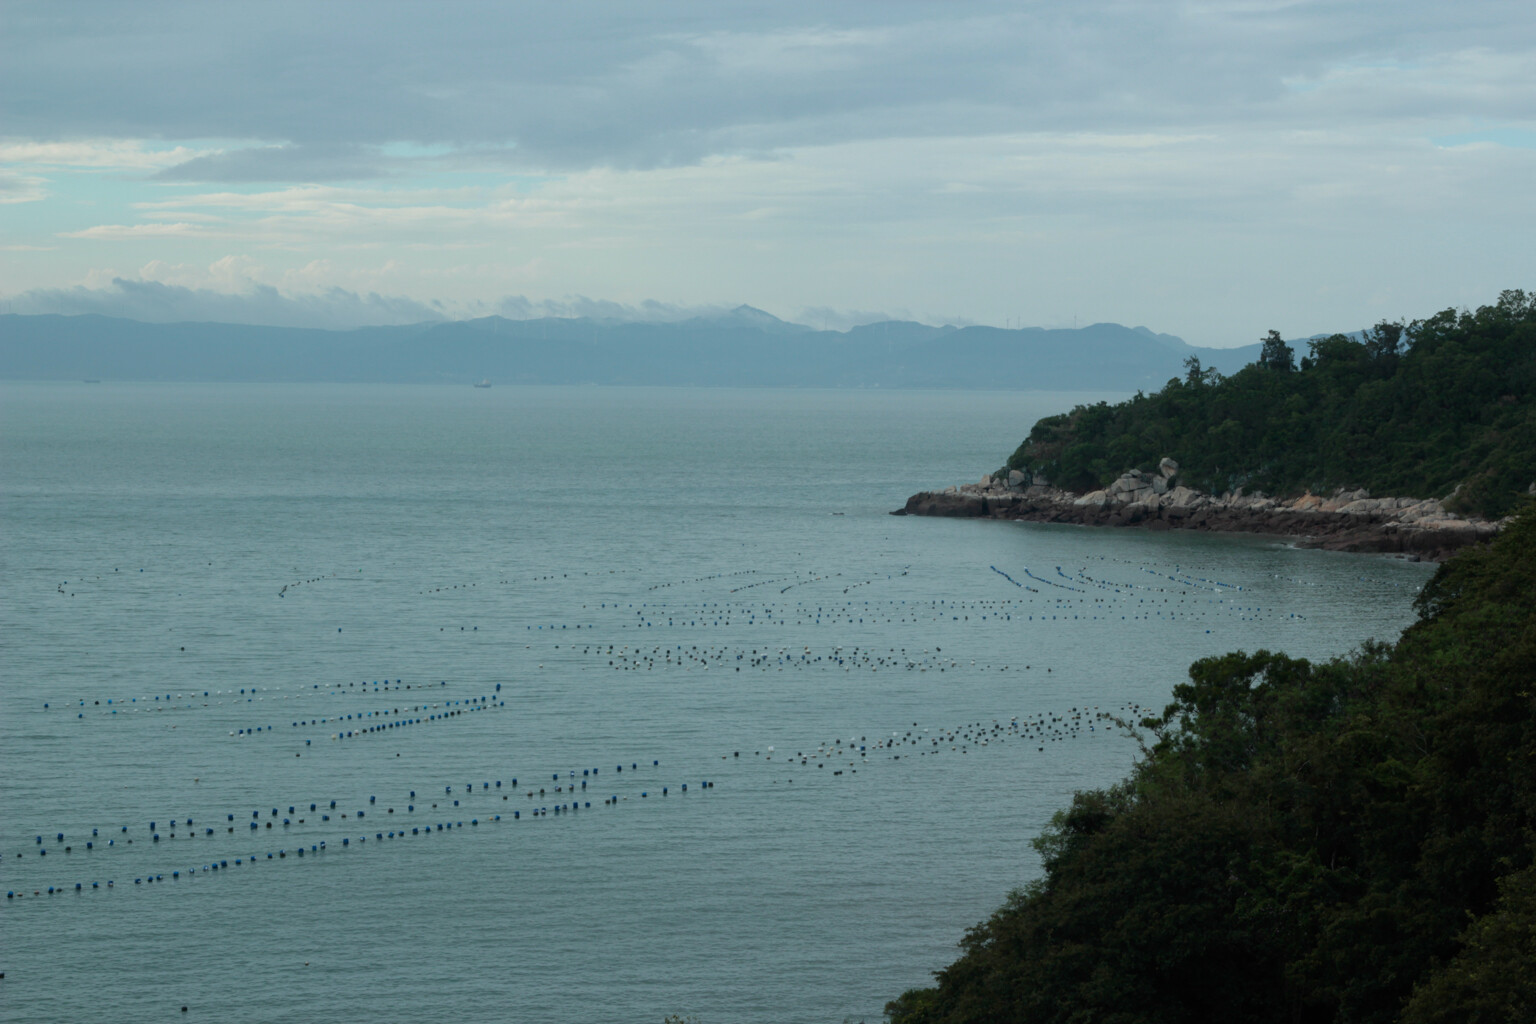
0 383 1432 1023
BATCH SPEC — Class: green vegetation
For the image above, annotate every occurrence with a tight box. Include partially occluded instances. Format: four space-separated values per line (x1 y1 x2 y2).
1004 290 1536 518
887 505 1536 1024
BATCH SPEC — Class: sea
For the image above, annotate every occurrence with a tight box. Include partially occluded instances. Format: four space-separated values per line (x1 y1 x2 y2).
0 383 1434 1023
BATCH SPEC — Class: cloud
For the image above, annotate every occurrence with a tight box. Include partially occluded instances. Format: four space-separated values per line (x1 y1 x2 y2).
4 1 1532 179
0 139 219 169
0 170 47 203
6 275 916 332
493 295 776 323
154 143 390 183
60 222 212 239
794 305 906 331
9 278 449 330
1 3 1529 346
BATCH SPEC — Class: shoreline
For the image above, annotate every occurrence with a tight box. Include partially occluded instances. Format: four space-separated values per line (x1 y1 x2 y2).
892 469 1503 562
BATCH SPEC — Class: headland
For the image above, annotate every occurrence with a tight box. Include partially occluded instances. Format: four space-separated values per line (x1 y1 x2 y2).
894 460 1503 561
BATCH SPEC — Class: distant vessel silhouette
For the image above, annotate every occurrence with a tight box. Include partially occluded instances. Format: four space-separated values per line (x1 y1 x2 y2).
473 379 491 388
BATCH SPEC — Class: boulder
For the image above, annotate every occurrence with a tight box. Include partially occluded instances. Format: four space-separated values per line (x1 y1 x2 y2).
1007 469 1025 487
1108 471 1150 498
1152 476 1169 495
1166 486 1203 508
1158 457 1179 478
1074 490 1110 508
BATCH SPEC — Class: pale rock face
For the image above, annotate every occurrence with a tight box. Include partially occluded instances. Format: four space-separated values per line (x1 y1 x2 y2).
944 485 957 494
1159 457 1179 478
1292 494 1323 511
1339 498 1384 514
980 475 994 488
1108 471 1150 499
1074 490 1110 507
1152 476 1169 495
1166 486 1202 507
1008 469 1025 487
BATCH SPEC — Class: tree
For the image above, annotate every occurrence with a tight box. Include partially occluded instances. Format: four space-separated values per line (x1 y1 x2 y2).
1259 329 1295 372
1364 320 1404 364
884 507 1536 1024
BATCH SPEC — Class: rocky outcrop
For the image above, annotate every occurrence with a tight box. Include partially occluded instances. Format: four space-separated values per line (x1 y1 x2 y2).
893 466 1504 561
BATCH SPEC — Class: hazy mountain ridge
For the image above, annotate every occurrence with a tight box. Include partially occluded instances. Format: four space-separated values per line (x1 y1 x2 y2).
0 310 1264 389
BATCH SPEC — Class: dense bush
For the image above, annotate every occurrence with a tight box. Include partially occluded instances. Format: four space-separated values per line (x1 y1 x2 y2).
1003 291 1536 519
889 506 1536 1024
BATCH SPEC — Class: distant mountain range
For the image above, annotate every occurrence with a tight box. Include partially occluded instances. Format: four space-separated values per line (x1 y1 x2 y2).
0 306 1265 390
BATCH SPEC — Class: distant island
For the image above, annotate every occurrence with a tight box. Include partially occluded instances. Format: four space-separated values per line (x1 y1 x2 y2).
0 306 1262 391
898 290 1535 549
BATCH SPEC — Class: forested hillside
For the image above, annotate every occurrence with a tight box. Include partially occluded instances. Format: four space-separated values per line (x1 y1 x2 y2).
1004 291 1536 518
887 505 1536 1024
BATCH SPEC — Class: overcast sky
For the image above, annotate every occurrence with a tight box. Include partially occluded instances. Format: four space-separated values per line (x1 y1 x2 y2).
2 1 1532 344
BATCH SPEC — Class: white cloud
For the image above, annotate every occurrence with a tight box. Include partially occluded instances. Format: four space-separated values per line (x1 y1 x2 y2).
0 139 224 169
60 222 214 239
1 1 1531 344
0 170 47 203
7 276 449 329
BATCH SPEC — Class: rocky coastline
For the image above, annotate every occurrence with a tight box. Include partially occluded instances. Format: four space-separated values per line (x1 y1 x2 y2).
893 460 1503 561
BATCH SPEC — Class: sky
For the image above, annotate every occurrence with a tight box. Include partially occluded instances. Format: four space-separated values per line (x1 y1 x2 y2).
2 0 1532 345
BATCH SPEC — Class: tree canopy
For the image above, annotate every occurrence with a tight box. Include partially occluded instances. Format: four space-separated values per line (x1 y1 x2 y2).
887 504 1536 1024
1003 291 1536 518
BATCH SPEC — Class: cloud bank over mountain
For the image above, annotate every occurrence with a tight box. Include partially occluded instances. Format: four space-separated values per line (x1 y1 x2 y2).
2 2 1531 345
5 279 914 333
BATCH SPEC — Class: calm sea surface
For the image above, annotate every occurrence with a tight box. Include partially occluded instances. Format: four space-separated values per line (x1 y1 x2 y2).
1 383 1433 1023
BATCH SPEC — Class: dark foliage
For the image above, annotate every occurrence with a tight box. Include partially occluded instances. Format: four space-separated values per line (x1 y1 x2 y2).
1003 291 1536 518
889 506 1536 1024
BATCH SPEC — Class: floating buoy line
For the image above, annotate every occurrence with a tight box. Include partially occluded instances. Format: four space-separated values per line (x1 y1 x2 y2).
39 680 460 720
3 703 1145 904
